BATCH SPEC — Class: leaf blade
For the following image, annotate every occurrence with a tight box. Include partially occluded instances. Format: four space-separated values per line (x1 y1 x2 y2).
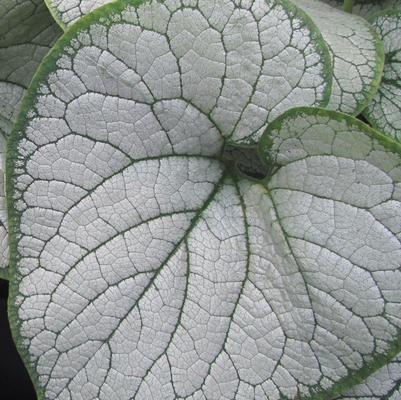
7 1 401 399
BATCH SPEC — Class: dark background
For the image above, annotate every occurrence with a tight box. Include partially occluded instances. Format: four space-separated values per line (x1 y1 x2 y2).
0 278 36 399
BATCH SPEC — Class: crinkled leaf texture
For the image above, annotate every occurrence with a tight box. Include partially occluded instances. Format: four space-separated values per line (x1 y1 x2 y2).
45 0 116 29
320 0 401 18
364 10 401 141
0 0 62 278
293 0 384 115
335 354 401 399
7 0 401 399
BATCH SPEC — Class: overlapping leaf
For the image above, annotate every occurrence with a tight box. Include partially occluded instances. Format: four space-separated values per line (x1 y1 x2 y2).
0 0 62 278
293 0 384 115
262 109 401 398
364 10 401 141
7 1 401 399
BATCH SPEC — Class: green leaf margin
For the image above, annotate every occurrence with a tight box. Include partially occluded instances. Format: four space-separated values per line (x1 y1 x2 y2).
363 8 401 134
292 0 385 117
44 0 70 31
346 12 385 116
44 0 119 31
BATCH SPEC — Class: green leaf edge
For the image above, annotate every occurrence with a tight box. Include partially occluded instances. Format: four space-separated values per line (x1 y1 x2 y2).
4 1 368 398
44 0 119 31
336 356 401 400
282 0 384 117
259 106 401 163
271 0 333 112
362 8 401 134
44 0 69 31
342 12 385 116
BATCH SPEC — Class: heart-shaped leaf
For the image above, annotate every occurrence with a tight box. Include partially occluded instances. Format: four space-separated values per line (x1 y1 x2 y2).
364 10 401 141
293 0 384 115
0 0 62 278
7 0 401 399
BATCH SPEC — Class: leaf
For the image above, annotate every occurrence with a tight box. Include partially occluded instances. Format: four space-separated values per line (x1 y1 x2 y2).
335 354 401 399
0 0 62 278
261 108 401 398
320 0 401 18
363 10 401 141
7 0 401 399
293 0 384 115
45 0 117 29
